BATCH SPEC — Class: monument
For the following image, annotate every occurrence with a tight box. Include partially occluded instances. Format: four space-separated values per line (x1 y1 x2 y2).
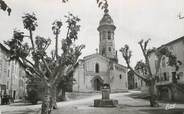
94 84 118 107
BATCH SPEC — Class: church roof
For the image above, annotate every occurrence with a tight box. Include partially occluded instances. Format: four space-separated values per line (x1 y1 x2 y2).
83 53 110 62
98 11 116 31
115 63 127 70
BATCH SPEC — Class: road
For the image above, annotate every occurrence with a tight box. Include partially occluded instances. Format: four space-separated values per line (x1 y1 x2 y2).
1 91 184 114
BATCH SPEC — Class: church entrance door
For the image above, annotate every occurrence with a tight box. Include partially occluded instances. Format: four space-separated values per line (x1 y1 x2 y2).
94 79 102 91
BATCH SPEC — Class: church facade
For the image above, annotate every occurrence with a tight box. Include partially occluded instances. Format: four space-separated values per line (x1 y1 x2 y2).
73 10 128 92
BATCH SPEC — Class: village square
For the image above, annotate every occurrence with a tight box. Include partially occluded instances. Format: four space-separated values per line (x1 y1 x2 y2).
0 0 184 114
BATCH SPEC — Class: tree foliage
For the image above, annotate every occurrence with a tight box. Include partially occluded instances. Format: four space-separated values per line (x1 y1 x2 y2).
22 13 38 31
134 60 147 75
26 78 43 104
61 0 109 12
0 0 11 15
97 0 108 11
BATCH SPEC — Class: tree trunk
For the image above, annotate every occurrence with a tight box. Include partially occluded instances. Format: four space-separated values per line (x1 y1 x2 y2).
148 80 159 107
29 29 35 50
61 86 66 101
51 86 57 109
41 86 52 114
55 32 58 59
170 86 176 101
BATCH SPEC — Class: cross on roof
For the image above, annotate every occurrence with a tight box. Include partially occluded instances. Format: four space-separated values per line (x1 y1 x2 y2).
104 0 109 14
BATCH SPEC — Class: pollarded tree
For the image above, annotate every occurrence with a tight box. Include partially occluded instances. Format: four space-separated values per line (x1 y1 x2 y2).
5 13 85 114
120 39 179 107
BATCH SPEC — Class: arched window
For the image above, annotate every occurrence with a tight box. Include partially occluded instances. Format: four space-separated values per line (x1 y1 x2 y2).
108 31 111 40
119 74 122 79
163 72 167 81
162 57 166 68
95 63 99 73
102 48 106 56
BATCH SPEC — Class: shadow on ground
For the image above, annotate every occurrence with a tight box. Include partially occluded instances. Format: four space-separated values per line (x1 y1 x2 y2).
2 110 34 114
9 103 33 106
125 92 149 99
141 109 184 114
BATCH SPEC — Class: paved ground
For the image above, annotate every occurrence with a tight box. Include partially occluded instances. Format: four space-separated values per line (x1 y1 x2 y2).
1 91 184 114
0 92 98 114
0 103 41 114
52 91 184 114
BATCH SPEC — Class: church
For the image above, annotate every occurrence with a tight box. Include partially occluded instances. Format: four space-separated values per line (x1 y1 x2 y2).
73 9 128 92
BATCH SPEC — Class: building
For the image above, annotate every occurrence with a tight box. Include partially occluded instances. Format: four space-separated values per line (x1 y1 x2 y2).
127 70 142 90
0 43 26 104
9 60 27 100
0 43 10 101
149 36 184 101
127 69 147 93
73 10 128 92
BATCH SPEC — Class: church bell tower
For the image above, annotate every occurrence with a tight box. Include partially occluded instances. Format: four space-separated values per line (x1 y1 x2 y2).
98 9 117 62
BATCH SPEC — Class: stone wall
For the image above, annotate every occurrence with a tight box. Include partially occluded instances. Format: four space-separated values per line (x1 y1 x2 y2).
73 54 128 93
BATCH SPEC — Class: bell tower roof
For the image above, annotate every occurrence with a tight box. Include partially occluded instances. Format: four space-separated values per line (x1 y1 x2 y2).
98 9 116 31
97 0 116 31
97 7 118 63
99 12 114 26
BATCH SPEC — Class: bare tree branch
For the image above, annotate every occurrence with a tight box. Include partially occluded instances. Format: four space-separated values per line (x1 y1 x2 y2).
129 66 148 82
21 58 49 82
22 59 42 79
138 39 153 76
120 45 148 82
42 58 52 76
52 64 66 85
155 55 162 77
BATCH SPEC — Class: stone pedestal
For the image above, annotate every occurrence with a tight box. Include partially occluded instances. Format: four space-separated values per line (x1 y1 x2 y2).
94 99 118 107
94 84 118 107
102 88 110 100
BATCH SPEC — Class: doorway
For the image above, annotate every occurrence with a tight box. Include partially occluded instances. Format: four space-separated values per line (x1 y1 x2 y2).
13 90 16 99
94 78 102 91
172 72 177 83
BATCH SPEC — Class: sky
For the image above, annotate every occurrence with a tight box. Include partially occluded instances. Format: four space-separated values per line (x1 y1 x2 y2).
0 0 184 66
